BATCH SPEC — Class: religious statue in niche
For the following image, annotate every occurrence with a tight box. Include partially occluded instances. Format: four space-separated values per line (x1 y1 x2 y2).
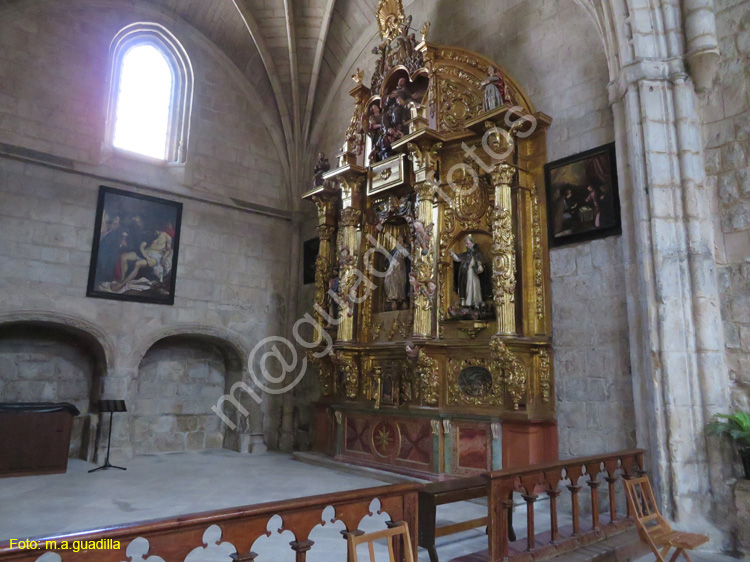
313 152 330 187
370 90 413 162
448 234 493 319
368 103 383 145
384 234 411 310
481 66 508 113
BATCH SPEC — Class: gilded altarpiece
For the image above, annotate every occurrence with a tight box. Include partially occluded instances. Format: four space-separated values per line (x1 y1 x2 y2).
303 0 557 479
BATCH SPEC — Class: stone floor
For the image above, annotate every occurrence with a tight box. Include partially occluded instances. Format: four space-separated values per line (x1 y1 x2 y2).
0 451 739 562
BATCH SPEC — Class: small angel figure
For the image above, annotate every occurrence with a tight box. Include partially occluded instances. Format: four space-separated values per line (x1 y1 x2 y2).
411 219 434 255
481 66 508 113
338 246 356 269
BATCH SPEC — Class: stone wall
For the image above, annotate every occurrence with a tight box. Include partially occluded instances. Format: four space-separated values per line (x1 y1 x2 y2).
0 0 292 458
134 337 227 454
701 0 750 411
307 0 636 459
551 239 635 456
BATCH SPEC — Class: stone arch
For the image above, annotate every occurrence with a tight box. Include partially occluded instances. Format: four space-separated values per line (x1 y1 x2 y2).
131 325 264 454
0 311 115 460
0 310 115 373
131 324 251 370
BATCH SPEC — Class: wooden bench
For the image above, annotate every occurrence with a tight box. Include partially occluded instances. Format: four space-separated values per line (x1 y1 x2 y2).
418 476 515 562
624 475 709 562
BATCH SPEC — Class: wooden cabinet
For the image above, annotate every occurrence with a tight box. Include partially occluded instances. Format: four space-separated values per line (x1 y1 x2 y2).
0 403 79 477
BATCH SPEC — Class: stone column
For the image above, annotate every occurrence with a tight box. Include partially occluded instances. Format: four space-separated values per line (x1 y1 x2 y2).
336 176 363 343
609 64 731 539
490 163 517 336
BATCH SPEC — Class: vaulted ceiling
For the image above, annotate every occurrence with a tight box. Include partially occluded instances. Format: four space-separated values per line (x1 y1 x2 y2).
0 0 392 193
147 0 388 185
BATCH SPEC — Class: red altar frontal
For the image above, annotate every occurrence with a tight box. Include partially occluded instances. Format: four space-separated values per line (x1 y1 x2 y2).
304 0 558 479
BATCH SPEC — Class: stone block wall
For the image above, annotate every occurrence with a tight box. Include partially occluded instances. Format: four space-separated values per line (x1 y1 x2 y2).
308 0 636 459
701 0 750 411
134 338 228 454
551 238 635 456
0 0 293 458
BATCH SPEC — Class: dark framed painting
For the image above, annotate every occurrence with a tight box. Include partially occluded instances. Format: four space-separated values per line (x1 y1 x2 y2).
544 142 621 248
303 237 320 285
86 186 183 305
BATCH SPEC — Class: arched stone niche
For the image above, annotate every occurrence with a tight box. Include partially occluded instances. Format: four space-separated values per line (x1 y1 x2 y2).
133 331 264 455
0 318 110 461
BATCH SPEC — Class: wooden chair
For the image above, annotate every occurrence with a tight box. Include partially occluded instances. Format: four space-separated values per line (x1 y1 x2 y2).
623 476 709 561
347 521 415 562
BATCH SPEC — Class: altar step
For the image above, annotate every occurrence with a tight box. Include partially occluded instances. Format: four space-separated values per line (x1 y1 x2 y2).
292 451 428 484
448 527 650 562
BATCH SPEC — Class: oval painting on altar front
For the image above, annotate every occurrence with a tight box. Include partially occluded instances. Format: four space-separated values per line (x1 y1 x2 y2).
458 366 493 397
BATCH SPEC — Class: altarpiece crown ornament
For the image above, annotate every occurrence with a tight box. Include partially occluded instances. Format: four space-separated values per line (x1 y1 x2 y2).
302 0 557 478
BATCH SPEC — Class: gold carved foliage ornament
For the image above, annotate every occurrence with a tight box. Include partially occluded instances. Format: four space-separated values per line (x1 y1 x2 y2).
307 351 334 396
333 351 359 399
376 0 406 41
489 337 526 410
447 358 504 407
491 207 515 298
416 349 439 405
451 167 488 230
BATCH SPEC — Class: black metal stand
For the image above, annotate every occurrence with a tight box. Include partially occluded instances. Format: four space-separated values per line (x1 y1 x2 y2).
89 401 127 473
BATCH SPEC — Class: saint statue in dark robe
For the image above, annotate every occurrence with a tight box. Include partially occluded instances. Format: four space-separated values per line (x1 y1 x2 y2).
450 235 492 308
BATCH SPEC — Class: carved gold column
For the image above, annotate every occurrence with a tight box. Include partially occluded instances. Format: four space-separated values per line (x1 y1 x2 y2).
490 163 517 336
337 176 364 343
408 142 441 339
312 194 337 343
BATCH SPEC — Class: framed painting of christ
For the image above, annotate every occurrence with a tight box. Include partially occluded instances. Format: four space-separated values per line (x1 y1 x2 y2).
544 142 621 248
86 186 183 305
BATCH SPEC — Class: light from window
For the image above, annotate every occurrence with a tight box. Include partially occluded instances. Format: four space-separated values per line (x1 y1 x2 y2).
113 44 173 160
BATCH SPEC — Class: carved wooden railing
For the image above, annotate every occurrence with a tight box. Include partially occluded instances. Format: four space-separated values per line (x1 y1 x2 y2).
487 449 645 561
0 483 420 562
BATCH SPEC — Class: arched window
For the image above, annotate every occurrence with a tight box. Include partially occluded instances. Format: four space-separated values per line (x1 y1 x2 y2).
106 23 193 163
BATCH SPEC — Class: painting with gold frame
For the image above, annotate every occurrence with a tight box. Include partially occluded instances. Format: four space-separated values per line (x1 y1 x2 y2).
544 142 621 248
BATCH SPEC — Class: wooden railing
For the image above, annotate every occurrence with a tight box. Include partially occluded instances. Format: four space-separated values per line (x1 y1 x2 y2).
486 449 646 561
0 483 420 562
0 449 645 562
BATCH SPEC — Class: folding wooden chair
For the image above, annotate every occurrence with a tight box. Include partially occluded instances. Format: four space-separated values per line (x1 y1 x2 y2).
346 521 415 562
623 476 709 562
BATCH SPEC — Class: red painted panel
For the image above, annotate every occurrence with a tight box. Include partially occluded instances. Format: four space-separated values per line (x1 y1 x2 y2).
457 427 488 470
502 421 558 468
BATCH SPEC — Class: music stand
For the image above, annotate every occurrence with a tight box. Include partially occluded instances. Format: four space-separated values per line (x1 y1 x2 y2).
89 400 127 473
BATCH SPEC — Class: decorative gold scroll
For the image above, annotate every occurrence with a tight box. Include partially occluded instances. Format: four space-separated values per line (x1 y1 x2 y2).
489 337 526 410
416 348 439 405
